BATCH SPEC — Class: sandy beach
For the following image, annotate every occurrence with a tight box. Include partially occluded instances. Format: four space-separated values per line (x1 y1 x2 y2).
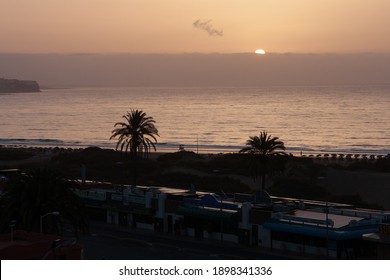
321 168 390 210
1 146 389 210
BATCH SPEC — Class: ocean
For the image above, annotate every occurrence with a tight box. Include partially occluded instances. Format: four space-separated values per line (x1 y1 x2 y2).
1 85 389 155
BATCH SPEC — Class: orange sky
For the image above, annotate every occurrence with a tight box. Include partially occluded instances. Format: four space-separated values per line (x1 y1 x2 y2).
1 0 390 54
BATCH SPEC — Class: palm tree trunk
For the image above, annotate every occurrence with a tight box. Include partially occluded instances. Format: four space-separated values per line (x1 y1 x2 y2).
261 157 267 191
133 156 137 187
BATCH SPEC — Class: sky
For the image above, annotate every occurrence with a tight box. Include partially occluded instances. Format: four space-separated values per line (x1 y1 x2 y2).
1 1 390 86
1 0 390 54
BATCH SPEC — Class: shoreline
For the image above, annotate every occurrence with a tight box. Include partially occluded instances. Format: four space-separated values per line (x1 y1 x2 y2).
1 143 389 159
1 144 389 169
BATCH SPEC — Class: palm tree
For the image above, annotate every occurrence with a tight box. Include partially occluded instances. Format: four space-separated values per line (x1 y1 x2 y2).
0 168 88 235
240 131 286 190
110 109 159 186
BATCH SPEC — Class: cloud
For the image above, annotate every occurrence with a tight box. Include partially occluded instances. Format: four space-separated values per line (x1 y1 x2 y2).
193 19 223 37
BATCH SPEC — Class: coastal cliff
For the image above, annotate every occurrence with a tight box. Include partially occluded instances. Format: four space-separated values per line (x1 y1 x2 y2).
0 78 41 93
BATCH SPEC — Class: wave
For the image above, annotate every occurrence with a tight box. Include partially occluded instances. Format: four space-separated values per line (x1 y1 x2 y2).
0 138 67 147
0 138 63 143
155 143 390 155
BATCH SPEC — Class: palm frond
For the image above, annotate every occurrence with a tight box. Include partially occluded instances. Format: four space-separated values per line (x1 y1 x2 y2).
110 109 159 159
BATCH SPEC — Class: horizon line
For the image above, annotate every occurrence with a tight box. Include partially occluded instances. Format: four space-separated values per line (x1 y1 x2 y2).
2 51 390 56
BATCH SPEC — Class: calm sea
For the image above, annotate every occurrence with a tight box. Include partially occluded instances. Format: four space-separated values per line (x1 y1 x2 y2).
1 86 389 155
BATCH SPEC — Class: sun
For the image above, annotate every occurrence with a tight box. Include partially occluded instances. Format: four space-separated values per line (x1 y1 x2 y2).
255 49 266 55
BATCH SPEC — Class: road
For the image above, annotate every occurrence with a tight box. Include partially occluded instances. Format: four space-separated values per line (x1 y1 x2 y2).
69 222 290 260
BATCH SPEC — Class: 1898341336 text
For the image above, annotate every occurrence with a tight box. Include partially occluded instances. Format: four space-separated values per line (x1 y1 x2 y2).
118 265 272 277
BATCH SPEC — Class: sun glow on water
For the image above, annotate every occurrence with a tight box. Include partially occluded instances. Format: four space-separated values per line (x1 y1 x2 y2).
1 86 389 154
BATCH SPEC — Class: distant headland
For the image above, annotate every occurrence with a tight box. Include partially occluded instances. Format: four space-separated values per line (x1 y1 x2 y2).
0 78 40 93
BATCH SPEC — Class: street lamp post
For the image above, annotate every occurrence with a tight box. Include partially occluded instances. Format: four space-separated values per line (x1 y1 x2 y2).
40 211 60 233
9 220 16 242
326 202 329 259
220 195 223 243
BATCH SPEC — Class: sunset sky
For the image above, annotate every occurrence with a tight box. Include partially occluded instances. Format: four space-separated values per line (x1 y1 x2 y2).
1 0 390 54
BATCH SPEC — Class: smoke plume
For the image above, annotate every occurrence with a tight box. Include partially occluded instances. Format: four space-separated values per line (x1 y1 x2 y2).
193 19 223 36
